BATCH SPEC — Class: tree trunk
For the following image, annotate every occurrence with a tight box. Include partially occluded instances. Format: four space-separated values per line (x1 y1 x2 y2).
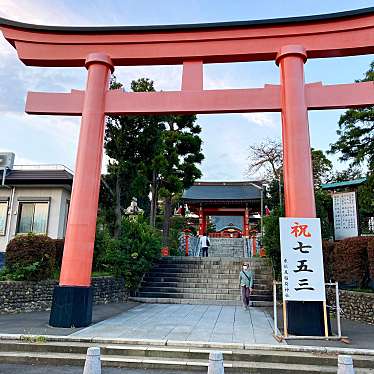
114 171 122 238
162 194 172 246
150 170 157 227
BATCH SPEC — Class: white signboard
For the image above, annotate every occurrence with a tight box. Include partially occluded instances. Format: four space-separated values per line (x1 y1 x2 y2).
280 218 326 302
332 191 358 240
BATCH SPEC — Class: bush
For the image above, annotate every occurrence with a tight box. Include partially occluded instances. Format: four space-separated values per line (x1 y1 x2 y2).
315 189 333 240
262 209 281 278
322 240 334 282
4 234 57 281
97 217 161 290
367 237 374 286
155 215 190 255
54 239 65 269
332 236 370 288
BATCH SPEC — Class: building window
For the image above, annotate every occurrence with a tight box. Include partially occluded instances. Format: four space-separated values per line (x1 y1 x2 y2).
0 201 8 236
17 202 49 234
63 200 70 238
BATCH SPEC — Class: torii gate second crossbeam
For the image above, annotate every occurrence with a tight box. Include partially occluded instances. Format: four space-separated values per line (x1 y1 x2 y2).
1 7 374 329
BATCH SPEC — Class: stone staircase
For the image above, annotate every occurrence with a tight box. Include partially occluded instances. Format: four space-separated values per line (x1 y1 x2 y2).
1 336 373 373
131 256 273 306
209 237 245 257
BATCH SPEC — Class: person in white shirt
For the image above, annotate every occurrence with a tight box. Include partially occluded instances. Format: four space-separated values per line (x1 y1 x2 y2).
200 233 210 257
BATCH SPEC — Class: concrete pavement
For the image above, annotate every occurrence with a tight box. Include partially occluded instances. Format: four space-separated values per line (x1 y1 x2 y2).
71 303 279 345
0 302 139 336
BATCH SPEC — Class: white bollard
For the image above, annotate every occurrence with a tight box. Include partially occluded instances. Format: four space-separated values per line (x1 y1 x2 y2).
338 355 355 374
207 351 224 374
83 347 101 374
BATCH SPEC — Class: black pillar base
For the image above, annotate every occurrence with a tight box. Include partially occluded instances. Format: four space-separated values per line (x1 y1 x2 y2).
287 301 331 336
49 285 93 328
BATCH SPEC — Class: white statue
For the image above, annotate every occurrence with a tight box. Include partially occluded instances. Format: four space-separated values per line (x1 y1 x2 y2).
125 197 144 216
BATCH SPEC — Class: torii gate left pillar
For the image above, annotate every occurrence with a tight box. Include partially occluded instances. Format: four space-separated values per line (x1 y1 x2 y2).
49 53 113 328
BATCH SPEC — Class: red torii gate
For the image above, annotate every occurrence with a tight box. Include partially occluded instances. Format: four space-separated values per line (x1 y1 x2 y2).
1 8 374 328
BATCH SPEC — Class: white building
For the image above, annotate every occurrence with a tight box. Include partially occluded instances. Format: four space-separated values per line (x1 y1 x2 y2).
0 161 73 263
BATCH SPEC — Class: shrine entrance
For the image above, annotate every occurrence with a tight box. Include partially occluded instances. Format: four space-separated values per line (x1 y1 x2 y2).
1 7 373 328
182 181 262 256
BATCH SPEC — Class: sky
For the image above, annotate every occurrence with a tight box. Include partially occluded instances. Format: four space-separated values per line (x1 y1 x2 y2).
0 0 373 181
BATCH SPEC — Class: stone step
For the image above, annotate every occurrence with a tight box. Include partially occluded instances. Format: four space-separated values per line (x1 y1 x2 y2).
1 338 373 372
147 257 273 306
145 273 273 281
154 262 270 269
136 292 272 301
143 279 272 288
141 281 271 290
0 350 344 373
150 268 272 275
138 287 272 296
130 297 272 307
159 257 268 263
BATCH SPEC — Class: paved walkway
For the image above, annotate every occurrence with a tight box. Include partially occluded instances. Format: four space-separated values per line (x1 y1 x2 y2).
71 303 278 344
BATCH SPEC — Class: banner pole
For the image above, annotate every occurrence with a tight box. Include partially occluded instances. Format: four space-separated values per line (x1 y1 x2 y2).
323 300 329 337
282 300 288 337
273 281 278 336
336 282 341 338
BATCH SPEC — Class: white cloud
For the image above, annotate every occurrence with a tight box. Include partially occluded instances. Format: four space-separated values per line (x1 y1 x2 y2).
240 113 279 128
0 0 88 25
115 65 182 91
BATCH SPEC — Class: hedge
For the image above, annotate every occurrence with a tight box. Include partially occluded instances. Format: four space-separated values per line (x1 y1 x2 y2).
5 234 58 281
323 236 373 289
368 237 374 283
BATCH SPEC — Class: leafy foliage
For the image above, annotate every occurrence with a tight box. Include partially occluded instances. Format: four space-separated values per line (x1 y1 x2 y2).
4 234 57 281
331 237 370 289
101 77 163 237
96 217 161 290
101 76 203 246
329 61 374 171
262 208 281 278
357 174 374 234
314 189 333 240
311 148 332 186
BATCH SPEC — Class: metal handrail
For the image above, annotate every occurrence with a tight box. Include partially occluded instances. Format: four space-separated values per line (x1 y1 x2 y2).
178 234 201 256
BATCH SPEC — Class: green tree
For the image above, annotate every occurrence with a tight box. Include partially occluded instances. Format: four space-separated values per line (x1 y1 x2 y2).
329 167 363 183
101 77 164 237
262 208 281 278
157 115 204 245
97 217 161 290
357 174 374 233
101 77 204 246
311 148 333 187
329 61 374 171
328 61 374 233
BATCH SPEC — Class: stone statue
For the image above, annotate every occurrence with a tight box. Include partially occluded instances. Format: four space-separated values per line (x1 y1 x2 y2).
125 197 144 217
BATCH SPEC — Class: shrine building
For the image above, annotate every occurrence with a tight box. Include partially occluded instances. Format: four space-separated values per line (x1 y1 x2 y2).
182 181 263 238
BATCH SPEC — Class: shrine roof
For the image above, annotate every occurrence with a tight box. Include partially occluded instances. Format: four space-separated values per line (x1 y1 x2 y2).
321 177 367 190
0 7 373 33
182 181 262 203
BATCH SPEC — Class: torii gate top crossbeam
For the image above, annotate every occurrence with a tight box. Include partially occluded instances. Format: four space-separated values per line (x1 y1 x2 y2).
1 7 374 67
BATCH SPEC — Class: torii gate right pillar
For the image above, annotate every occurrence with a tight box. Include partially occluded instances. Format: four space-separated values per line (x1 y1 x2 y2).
276 45 324 336
276 45 316 219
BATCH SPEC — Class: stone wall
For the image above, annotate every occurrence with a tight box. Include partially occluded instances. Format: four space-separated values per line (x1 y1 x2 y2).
0 277 127 314
327 288 374 325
